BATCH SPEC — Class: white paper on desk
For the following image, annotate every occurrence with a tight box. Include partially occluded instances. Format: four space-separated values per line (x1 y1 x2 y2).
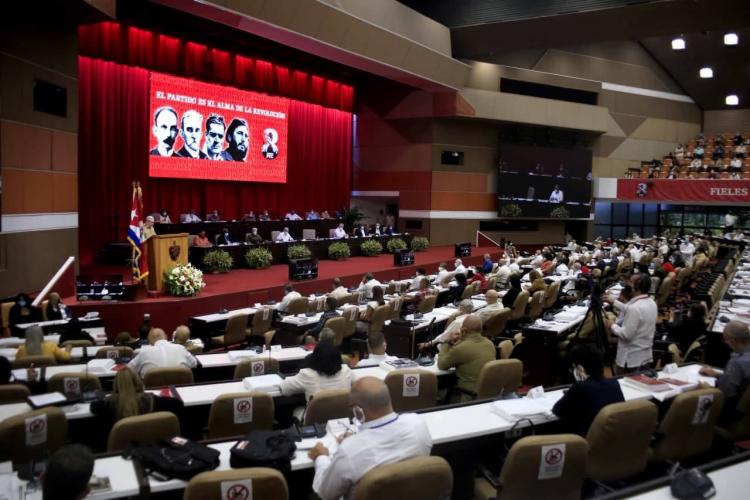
228 350 260 361
554 312 580 322
491 398 550 421
28 392 67 407
242 374 283 393
0 470 23 500
87 359 115 373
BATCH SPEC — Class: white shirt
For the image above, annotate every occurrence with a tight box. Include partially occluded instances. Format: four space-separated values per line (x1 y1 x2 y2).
278 291 302 312
549 189 564 203
313 412 432 500
127 339 197 377
453 264 467 275
355 353 398 367
555 262 569 275
477 302 505 324
434 313 468 344
610 294 657 368
357 279 383 299
436 269 451 285
184 213 201 223
285 212 302 221
509 262 520 274
679 241 695 264
280 365 352 401
276 231 295 242
726 214 738 227
333 227 347 239
329 286 349 300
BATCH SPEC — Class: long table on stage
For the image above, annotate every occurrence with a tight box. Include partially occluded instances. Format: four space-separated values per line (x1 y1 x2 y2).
157 219 339 243
187 234 413 268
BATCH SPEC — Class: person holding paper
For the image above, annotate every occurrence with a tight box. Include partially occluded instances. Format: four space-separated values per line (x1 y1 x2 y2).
309 377 432 500
552 343 624 436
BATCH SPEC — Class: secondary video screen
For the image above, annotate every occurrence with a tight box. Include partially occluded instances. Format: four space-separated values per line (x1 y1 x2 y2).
148 72 290 183
497 143 592 219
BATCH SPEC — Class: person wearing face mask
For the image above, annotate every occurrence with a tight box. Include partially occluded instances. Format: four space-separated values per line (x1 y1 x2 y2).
9 293 40 332
552 343 624 436
308 377 432 500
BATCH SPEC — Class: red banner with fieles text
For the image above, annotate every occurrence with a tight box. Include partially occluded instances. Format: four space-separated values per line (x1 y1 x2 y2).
617 179 750 202
148 72 289 183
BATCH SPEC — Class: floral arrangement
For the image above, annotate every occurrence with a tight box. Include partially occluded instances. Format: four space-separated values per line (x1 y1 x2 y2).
500 203 522 217
386 238 408 253
360 239 383 256
410 236 430 252
328 242 351 260
287 244 312 260
550 206 570 219
245 247 273 269
164 264 206 297
202 249 234 273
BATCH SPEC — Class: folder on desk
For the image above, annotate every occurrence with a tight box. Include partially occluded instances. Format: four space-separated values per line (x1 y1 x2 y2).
228 350 261 361
490 398 551 421
242 374 283 393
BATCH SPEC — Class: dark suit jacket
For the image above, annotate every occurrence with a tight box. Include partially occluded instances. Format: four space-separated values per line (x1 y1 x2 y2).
502 287 522 308
175 147 207 159
219 233 233 245
354 228 367 237
552 378 625 436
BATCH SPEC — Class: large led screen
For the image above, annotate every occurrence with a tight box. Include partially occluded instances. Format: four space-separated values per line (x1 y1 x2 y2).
497 143 592 219
148 72 289 183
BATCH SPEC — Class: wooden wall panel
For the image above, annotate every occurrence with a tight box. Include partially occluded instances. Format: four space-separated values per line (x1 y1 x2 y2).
0 121 52 170
431 171 488 192
2 169 77 214
430 192 495 211
51 130 78 172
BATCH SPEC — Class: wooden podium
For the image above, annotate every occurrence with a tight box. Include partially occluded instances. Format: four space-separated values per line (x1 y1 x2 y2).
146 233 189 292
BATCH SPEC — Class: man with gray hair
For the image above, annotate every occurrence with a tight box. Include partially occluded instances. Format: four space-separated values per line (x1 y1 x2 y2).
308 377 432 500
422 298 474 348
700 320 750 425
127 327 197 377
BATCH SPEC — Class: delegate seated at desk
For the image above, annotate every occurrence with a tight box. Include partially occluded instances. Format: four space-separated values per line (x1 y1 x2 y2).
308 377 432 500
437 315 495 396
44 292 69 321
16 325 71 363
246 227 264 245
280 342 352 402
276 227 295 242
127 328 197 378
278 284 302 313
9 292 41 330
192 230 213 248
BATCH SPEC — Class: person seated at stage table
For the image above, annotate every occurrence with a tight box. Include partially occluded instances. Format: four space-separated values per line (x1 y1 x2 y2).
241 210 256 222
183 208 202 223
329 278 349 301
58 318 95 346
357 273 382 300
206 209 222 222
16 326 71 363
383 224 395 235
502 274 523 308
333 223 347 239
357 332 398 367
437 315 495 397
276 227 295 242
172 324 202 354
309 297 340 339
44 292 68 321
127 328 197 378
281 341 352 402
552 343 625 436
157 209 172 224
42 444 95 500
309 376 432 500
91 368 184 424
245 227 264 245
369 223 383 236
258 209 271 221
218 227 234 245
190 230 210 248
321 210 331 219
142 216 157 241
285 209 302 221
352 224 368 238
699 321 750 426
306 209 320 220
278 283 302 313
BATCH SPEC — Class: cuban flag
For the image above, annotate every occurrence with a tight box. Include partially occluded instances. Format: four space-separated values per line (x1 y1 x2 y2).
127 182 149 282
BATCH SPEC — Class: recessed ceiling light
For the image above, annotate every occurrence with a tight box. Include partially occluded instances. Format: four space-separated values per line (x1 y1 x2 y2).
699 67 713 78
726 95 739 106
724 33 739 46
671 37 686 50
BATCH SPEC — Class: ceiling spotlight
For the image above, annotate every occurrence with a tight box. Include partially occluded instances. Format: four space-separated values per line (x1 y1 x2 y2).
671 37 686 50
724 33 739 46
726 95 739 106
699 67 713 78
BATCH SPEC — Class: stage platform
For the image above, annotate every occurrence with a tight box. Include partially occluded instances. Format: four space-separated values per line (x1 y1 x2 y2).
69 245 502 340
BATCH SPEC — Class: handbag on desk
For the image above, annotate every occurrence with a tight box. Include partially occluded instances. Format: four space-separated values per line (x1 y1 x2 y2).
127 437 220 481
229 429 297 472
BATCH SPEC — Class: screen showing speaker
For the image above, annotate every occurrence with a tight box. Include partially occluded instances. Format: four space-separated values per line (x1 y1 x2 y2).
393 250 415 267
497 143 592 219
289 259 318 281
455 243 471 258
148 72 290 183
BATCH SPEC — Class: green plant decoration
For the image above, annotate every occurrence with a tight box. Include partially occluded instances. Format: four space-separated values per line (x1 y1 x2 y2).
500 203 522 217
360 239 383 256
410 236 430 252
202 249 233 273
328 242 351 260
287 244 312 260
550 206 570 219
386 238 407 253
245 247 273 269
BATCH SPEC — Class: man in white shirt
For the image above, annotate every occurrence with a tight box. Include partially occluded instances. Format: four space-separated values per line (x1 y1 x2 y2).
555 260 569 275
495 258 512 287
127 328 197 378
435 262 451 285
679 238 695 265
357 273 382 299
285 210 302 221
453 259 467 275
370 223 383 236
477 290 505 325
356 332 398 367
607 275 657 372
549 185 564 203
329 278 349 301
183 209 201 223
276 227 295 242
278 283 302 312
409 268 428 291
427 299 473 346
725 211 739 230
333 223 347 239
309 377 432 500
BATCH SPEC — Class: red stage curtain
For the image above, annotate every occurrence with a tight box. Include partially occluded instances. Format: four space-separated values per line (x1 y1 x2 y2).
78 56 352 264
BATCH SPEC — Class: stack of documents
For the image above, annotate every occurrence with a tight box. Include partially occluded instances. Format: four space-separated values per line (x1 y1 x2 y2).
490 398 552 421
242 374 283 392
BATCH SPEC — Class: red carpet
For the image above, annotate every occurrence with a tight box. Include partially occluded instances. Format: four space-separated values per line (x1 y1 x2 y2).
71 245 501 339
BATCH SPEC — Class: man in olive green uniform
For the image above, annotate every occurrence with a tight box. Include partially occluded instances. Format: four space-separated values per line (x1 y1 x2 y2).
437 315 495 395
